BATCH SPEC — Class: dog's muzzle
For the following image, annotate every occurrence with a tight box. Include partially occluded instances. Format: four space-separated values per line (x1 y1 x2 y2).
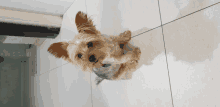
92 63 121 79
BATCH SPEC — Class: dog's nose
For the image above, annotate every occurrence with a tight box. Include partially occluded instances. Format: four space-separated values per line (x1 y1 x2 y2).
102 64 111 67
89 55 96 62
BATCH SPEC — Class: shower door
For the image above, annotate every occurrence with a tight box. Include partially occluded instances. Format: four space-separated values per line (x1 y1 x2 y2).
0 57 29 107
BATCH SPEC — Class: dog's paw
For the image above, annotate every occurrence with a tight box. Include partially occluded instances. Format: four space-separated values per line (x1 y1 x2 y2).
130 47 141 61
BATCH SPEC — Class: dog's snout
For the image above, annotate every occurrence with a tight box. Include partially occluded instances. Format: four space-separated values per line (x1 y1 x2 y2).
102 64 111 67
89 55 97 62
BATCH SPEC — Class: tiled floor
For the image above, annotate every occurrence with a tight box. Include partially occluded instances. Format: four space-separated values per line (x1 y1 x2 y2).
88 0 220 107
37 0 220 107
163 2 220 107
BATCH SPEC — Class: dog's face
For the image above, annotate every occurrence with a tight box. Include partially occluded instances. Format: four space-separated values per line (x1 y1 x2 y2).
48 11 141 82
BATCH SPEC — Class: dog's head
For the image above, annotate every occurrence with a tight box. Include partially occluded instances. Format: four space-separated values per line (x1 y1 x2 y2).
48 11 141 81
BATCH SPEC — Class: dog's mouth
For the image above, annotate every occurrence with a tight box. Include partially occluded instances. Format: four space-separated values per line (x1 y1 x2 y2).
94 64 124 85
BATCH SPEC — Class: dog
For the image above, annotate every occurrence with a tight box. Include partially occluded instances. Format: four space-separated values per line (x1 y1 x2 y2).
47 11 141 85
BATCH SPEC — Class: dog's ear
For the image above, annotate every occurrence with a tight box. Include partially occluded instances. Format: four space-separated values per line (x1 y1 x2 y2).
117 30 131 42
47 42 69 60
75 11 99 34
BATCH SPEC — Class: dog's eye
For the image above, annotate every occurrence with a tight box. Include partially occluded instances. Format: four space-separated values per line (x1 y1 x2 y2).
87 42 93 48
78 54 82 58
120 44 124 49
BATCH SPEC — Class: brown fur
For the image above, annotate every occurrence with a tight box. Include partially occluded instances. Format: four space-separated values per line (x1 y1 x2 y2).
48 11 141 82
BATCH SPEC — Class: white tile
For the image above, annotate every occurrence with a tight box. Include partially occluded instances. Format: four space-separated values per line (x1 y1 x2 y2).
36 36 64 75
60 0 87 42
38 69 62 107
118 0 161 31
86 0 161 35
57 63 92 107
163 3 220 107
33 75 44 107
30 75 39 107
37 0 87 75
38 62 92 107
91 27 173 107
159 0 220 24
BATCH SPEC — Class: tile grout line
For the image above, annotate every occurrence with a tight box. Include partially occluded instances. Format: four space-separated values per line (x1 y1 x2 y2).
157 0 174 107
131 25 161 38
162 2 220 27
38 62 69 77
132 2 220 38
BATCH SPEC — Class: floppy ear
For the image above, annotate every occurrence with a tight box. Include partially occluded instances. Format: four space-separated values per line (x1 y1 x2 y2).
47 42 69 60
75 11 99 34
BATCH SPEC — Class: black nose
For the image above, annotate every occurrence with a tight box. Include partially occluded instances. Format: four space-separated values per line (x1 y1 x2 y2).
89 55 96 62
87 42 93 48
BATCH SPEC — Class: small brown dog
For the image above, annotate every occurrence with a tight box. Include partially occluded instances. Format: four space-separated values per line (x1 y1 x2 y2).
48 11 141 85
